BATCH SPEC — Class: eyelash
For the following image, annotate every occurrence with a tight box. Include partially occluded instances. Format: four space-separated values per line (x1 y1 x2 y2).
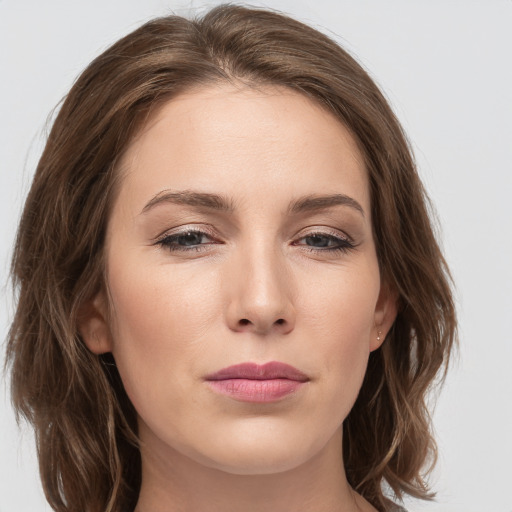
155 228 356 254
155 229 217 253
293 231 356 253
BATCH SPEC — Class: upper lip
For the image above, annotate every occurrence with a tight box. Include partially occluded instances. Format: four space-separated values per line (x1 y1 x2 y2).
205 362 310 382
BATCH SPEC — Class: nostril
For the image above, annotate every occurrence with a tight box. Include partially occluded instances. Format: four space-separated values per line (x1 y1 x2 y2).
234 317 290 332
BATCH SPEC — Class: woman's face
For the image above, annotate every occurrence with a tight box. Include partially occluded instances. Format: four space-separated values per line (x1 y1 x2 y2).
84 84 395 475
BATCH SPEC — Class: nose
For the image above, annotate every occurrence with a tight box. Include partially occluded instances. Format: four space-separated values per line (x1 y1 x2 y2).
225 244 296 336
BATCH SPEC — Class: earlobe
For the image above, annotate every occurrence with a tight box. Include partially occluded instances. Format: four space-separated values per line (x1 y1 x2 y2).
370 282 399 352
77 292 113 354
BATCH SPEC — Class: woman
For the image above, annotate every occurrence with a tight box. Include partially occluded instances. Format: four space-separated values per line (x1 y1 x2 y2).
6 4 456 512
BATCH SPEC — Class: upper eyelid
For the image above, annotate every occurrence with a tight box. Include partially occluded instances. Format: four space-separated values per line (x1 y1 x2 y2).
153 225 218 244
298 227 348 237
294 226 353 243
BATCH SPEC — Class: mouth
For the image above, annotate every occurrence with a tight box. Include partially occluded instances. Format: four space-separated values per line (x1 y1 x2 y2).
204 361 310 403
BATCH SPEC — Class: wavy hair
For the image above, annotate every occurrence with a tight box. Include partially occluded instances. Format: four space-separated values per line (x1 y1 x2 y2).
6 5 456 512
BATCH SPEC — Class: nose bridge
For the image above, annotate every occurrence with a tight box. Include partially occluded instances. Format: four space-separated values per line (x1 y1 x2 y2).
226 232 295 334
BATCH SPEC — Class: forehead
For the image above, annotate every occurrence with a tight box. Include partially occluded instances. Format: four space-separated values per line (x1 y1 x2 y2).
115 83 369 216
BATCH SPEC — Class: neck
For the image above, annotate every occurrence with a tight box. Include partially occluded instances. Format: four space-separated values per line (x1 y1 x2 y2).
134 425 376 512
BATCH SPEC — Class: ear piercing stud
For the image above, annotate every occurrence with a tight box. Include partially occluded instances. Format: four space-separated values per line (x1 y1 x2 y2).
377 331 382 342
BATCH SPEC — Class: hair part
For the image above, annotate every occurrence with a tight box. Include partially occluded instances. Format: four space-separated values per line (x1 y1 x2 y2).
6 5 456 512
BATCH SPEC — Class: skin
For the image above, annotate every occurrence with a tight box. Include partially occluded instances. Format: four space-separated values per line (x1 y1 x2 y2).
80 84 397 512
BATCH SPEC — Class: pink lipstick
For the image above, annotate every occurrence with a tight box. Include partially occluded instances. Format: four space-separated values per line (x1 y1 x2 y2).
204 362 309 403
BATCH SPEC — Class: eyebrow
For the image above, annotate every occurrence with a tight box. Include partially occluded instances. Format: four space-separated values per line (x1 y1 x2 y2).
142 190 235 214
288 193 364 217
141 190 364 217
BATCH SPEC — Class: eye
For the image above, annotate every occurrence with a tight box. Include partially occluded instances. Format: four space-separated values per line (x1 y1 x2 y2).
156 229 217 253
293 232 355 253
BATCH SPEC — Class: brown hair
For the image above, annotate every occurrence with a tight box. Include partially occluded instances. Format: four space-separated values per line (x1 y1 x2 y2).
6 5 456 512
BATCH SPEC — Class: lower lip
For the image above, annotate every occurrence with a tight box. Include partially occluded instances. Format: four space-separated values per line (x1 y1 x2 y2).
206 378 305 403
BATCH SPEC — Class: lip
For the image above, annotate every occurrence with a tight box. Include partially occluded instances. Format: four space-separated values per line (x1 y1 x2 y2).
204 362 309 403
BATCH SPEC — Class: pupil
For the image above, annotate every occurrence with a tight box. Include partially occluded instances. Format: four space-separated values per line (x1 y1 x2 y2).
307 235 329 247
179 232 201 246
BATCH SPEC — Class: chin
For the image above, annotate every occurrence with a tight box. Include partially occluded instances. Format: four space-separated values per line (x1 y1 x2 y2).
202 449 313 476
190 422 337 476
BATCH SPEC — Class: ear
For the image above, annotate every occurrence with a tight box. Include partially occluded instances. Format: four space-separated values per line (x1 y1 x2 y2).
77 291 113 354
370 281 399 352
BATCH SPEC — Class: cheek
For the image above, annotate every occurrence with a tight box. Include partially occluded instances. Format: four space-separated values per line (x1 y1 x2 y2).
105 258 222 408
300 262 379 400
303 256 379 338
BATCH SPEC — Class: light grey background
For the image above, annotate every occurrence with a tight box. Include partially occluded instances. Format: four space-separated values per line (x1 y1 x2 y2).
1 1 511 511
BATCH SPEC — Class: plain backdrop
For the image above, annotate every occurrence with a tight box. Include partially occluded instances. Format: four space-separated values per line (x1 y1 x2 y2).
1 1 511 511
